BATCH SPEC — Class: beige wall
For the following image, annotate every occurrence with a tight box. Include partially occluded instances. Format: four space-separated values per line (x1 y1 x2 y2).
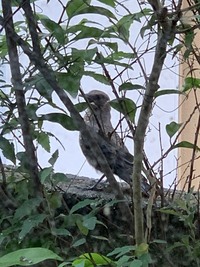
178 2 200 190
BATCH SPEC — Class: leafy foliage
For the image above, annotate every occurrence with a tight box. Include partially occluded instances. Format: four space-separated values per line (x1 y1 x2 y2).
0 0 200 266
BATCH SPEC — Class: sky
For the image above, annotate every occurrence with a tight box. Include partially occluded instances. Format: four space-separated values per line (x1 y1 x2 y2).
0 0 179 187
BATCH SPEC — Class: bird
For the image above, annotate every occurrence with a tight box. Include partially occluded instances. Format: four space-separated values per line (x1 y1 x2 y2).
79 90 150 195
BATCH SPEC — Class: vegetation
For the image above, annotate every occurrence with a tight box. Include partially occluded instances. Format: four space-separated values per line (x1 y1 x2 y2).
1 0 200 266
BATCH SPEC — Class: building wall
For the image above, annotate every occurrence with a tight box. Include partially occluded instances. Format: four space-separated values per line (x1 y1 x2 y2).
178 1 200 190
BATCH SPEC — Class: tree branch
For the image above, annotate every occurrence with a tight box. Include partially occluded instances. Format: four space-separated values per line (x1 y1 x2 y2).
2 0 42 198
133 2 177 245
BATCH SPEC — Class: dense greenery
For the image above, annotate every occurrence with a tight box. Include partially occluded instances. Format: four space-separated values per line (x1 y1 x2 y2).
1 0 200 266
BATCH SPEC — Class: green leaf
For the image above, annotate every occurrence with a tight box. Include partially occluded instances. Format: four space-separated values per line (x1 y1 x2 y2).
35 78 53 101
166 121 182 138
39 167 53 184
111 51 135 60
74 102 88 112
130 259 143 267
119 82 145 91
56 71 82 97
183 77 200 92
107 246 136 257
16 151 30 170
37 131 50 152
0 136 16 164
116 14 136 40
51 228 72 237
47 191 63 209
184 29 195 47
159 208 180 216
115 12 146 41
83 216 97 230
140 13 156 38
69 5 117 20
76 220 89 236
19 214 47 240
66 0 91 19
49 150 59 166
173 141 200 151
88 40 118 52
95 54 132 69
14 198 43 220
70 199 95 214
72 47 97 64
98 0 115 7
52 172 69 183
72 237 86 247
73 26 112 40
39 15 65 44
84 71 110 85
110 98 136 122
72 253 113 266
41 113 78 131
116 255 133 266
155 89 185 97
0 248 62 267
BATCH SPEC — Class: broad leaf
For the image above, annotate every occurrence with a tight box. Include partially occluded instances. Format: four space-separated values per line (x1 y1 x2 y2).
184 29 195 48
173 141 200 151
107 246 136 257
110 51 134 60
37 131 50 152
110 98 136 122
166 121 182 138
0 248 62 267
66 0 91 19
74 102 88 112
72 47 97 64
72 253 112 266
95 54 132 69
25 74 53 101
72 237 86 247
68 5 117 20
130 259 143 267
155 89 185 97
19 214 47 240
119 82 145 91
88 39 118 52
51 228 72 237
0 136 16 164
70 199 95 214
83 216 97 230
73 26 113 40
41 113 78 131
84 71 110 85
183 77 200 92
49 150 59 166
52 172 69 183
14 198 43 220
98 0 115 7
39 16 65 44
39 167 53 184
56 71 82 97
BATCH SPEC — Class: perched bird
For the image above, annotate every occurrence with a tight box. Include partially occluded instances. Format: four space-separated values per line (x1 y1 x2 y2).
79 90 150 194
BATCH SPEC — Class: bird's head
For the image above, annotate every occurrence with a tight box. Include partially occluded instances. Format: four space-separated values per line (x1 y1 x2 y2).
83 90 110 109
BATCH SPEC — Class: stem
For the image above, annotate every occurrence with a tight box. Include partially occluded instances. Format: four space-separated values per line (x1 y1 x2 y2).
2 0 42 197
133 1 175 244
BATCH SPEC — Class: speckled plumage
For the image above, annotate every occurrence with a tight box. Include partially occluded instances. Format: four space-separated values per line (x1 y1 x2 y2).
79 90 150 194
